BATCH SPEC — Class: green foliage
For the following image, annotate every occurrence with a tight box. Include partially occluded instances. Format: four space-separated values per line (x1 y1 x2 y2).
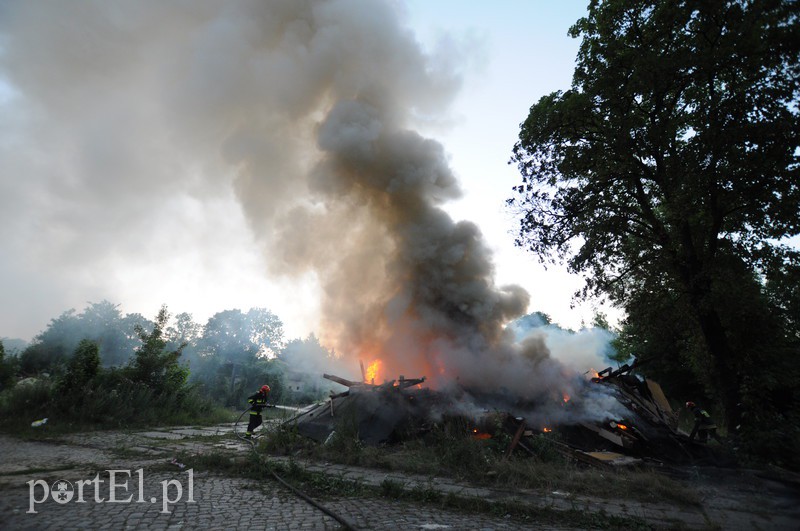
127 306 188 397
55 339 101 409
2 302 299 431
191 356 286 407
18 338 69 376
508 0 800 460
0 306 231 431
198 308 284 362
18 301 151 373
591 312 610 331
0 341 17 391
166 312 202 350
379 478 405 498
0 379 53 430
188 307 286 407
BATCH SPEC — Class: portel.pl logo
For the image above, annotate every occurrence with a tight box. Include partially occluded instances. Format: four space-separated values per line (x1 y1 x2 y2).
27 469 194 514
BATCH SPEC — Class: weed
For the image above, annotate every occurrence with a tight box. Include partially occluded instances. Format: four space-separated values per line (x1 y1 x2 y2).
379 478 406 498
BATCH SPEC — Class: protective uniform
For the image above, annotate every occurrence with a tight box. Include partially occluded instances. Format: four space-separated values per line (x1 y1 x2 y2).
686 401 718 443
245 385 270 438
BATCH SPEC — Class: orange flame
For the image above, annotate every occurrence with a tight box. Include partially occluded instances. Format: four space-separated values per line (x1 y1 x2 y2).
471 428 492 440
543 427 552 433
365 359 382 384
562 393 570 403
617 423 628 430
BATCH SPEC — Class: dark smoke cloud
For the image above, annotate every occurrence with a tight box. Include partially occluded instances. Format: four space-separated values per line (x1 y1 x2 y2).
0 0 611 407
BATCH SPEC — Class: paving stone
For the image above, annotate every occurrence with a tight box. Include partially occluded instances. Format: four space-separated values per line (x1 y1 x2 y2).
1 427 798 531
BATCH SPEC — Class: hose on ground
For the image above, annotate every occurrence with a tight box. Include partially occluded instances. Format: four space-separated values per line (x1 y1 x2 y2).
234 406 358 530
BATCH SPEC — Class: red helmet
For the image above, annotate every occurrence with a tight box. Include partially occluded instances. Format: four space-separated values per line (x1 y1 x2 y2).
685 401 695 409
261 385 271 394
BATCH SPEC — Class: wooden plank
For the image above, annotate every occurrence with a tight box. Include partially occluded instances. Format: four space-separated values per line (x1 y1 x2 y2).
505 419 527 459
323 373 361 388
548 440 612 469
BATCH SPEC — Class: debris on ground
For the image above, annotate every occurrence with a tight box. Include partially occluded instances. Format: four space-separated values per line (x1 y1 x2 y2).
284 361 733 468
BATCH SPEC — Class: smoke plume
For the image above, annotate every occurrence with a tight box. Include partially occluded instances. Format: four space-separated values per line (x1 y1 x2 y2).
0 0 606 408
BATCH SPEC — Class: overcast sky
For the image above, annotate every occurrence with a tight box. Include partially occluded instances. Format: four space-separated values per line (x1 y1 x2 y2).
0 1 610 344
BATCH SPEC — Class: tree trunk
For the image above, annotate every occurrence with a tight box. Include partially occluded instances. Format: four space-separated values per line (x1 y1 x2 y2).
678 245 742 430
693 306 742 430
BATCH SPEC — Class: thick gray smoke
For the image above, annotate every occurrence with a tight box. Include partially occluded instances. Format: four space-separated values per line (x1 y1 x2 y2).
0 0 607 410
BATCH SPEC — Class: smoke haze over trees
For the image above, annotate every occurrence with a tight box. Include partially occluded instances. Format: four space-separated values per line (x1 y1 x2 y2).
0 0 621 404
4 300 617 410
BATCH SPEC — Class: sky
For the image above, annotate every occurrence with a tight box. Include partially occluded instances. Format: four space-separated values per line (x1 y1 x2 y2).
0 1 610 345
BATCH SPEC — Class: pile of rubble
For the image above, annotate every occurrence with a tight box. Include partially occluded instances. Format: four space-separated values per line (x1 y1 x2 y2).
284 362 726 468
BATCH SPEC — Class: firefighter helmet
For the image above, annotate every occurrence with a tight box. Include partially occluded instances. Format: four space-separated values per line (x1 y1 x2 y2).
261 385 271 394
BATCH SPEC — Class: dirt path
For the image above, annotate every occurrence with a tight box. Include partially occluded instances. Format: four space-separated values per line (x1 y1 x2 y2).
0 423 797 530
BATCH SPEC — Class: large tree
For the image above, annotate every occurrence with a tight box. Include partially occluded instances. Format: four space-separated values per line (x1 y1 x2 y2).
19 301 149 372
192 308 285 405
509 0 799 432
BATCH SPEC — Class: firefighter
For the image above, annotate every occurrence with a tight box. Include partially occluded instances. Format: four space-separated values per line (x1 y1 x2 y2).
244 384 270 438
686 401 720 443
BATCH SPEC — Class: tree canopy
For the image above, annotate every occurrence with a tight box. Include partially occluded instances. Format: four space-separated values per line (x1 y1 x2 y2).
509 0 799 447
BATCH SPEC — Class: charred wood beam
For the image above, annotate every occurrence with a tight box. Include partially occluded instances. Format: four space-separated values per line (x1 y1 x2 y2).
396 376 426 389
323 374 361 388
505 418 527 459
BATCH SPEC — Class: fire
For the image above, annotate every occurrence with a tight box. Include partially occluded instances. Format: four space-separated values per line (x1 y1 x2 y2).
365 359 382 384
471 428 492 440
562 393 570 403
543 427 552 433
617 423 628 431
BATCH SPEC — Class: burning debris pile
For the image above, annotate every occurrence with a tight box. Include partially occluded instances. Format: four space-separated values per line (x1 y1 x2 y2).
285 360 726 469
288 373 435 446
534 362 723 467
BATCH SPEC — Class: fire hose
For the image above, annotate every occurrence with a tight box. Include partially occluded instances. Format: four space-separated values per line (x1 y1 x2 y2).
234 406 358 530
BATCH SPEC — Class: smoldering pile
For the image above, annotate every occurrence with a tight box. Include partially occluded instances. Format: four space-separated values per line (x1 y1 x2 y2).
285 361 725 468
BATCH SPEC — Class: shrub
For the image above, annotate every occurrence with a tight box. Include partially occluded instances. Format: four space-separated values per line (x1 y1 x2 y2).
0 378 53 429
0 341 17 392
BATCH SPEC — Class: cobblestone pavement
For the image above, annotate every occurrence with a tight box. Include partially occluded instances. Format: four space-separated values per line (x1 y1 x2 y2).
0 468 540 530
0 424 798 530
0 427 568 530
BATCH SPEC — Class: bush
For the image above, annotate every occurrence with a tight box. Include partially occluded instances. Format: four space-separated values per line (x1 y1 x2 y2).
56 339 100 405
0 378 53 429
1 307 232 431
0 341 17 392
